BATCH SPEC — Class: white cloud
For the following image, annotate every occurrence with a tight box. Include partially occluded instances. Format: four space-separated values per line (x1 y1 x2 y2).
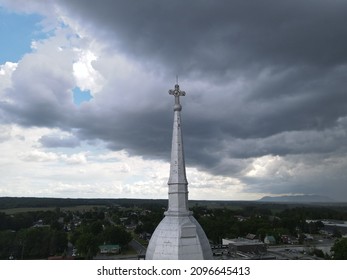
0 61 17 76
0 62 17 98
0 124 12 142
73 48 105 94
21 149 59 162
61 152 87 164
0 0 53 15
187 166 247 200
240 153 347 200
0 123 256 199
245 155 291 178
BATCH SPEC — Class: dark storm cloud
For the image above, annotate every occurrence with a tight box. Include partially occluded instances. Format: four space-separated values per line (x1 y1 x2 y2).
75 107 173 160
55 0 347 136
58 0 347 75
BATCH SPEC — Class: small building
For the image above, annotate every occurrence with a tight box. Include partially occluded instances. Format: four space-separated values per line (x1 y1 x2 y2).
99 244 121 254
246 233 257 240
281 235 290 244
139 232 152 241
223 238 267 255
234 215 247 222
304 234 314 241
264 235 276 245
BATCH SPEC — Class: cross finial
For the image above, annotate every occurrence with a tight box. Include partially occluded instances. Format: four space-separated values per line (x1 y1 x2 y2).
169 82 186 111
168 83 186 98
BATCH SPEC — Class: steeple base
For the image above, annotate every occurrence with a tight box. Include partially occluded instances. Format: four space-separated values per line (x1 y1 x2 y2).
145 215 213 260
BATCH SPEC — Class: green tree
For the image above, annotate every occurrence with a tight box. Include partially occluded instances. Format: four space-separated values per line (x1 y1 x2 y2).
0 230 16 259
298 233 305 245
102 225 132 246
49 230 68 256
16 228 51 259
75 232 99 259
310 248 325 259
11 227 68 259
331 238 347 260
0 213 10 230
10 212 36 231
90 221 103 236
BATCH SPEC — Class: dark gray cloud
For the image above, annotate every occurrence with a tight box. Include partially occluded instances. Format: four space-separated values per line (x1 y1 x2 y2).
39 133 80 148
56 0 347 139
58 0 347 74
1 0 347 199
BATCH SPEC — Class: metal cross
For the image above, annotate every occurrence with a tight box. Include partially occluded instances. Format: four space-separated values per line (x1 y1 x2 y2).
169 84 186 105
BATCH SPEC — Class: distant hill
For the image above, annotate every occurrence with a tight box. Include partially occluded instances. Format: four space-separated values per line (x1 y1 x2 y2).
259 195 335 203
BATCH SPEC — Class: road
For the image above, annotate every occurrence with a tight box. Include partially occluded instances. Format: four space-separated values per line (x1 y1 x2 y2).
130 239 147 255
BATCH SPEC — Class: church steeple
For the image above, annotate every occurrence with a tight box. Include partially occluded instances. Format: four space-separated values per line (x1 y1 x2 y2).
166 83 190 216
145 82 212 260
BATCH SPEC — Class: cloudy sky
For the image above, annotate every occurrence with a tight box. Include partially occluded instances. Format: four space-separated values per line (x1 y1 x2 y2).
0 0 346 201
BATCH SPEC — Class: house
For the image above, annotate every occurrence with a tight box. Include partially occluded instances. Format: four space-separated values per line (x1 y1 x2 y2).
234 215 247 222
32 219 50 228
264 235 276 245
281 234 297 244
99 244 121 254
245 233 257 240
304 234 314 241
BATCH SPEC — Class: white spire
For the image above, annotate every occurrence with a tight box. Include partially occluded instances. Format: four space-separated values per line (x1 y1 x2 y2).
166 83 190 216
145 82 212 260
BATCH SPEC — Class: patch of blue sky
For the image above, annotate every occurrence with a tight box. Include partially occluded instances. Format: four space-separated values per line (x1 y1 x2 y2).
72 87 93 105
0 7 48 64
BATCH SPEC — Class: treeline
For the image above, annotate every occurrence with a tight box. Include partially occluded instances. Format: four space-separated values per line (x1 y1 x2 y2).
192 205 347 244
0 210 63 231
0 206 133 260
0 227 67 259
2 197 347 211
0 197 167 210
0 209 68 259
1 201 347 259
280 207 347 220
70 223 132 259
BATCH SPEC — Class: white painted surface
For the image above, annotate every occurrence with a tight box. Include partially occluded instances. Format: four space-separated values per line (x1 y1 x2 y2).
146 84 212 260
